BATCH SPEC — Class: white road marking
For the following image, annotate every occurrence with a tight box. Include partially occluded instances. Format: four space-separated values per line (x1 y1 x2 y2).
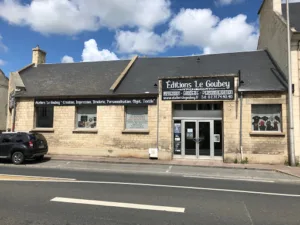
66 162 70 165
4 180 300 198
243 201 254 225
51 197 185 213
166 166 172 173
0 174 76 181
183 175 275 183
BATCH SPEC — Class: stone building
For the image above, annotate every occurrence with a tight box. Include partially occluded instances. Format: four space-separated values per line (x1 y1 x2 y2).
258 0 300 162
6 0 300 164
6 46 289 164
0 69 8 132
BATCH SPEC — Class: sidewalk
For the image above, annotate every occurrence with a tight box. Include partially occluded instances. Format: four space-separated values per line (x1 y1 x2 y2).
46 154 300 179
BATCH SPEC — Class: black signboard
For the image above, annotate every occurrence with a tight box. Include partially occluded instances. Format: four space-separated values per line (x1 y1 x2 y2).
34 98 157 106
162 77 234 101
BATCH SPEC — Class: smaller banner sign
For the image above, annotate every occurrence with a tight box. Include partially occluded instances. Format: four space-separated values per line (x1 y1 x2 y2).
162 77 235 101
34 98 157 106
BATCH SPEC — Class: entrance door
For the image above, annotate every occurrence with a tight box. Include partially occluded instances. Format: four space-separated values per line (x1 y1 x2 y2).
182 120 215 158
198 121 211 156
184 121 197 156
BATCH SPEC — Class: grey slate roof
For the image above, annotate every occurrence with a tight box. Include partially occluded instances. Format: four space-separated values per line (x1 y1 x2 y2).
115 50 287 94
282 3 300 32
18 60 130 97
17 50 287 97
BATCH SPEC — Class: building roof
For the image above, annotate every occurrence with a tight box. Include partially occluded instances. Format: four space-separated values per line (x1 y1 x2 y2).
16 50 287 98
282 3 300 32
18 60 130 97
115 50 287 94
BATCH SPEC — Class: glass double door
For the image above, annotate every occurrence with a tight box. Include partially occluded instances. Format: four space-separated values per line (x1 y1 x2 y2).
183 120 215 158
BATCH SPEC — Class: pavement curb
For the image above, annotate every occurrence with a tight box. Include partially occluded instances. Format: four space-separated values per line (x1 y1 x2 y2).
45 155 274 171
275 169 300 179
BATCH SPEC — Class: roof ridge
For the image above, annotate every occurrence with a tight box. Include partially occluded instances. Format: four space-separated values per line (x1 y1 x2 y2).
42 59 130 66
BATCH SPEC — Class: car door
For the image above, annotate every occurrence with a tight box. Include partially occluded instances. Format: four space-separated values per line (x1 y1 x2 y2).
0 134 14 158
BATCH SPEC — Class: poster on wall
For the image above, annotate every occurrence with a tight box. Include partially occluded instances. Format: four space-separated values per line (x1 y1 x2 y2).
186 128 194 139
252 105 281 132
162 77 234 101
174 141 181 153
174 123 181 134
214 134 220 143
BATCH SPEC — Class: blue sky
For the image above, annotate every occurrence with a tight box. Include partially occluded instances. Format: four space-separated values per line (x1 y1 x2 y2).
0 0 268 76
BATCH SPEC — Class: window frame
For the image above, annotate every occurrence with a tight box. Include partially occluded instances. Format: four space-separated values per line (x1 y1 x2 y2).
75 105 97 129
124 105 149 131
35 106 54 128
251 104 282 133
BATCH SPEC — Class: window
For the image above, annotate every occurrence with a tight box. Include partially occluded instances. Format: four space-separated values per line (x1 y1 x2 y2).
0 134 13 143
36 106 54 128
251 104 282 132
173 103 222 111
183 104 197 110
76 106 97 128
125 106 148 130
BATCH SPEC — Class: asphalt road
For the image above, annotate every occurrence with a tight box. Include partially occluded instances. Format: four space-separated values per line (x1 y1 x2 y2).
0 164 300 225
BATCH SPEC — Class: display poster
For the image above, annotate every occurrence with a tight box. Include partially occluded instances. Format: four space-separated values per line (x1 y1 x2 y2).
214 134 220 143
174 123 181 134
186 129 194 139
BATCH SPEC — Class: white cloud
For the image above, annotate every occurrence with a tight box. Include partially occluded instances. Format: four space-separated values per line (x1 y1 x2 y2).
0 34 8 52
0 59 6 66
115 8 258 55
0 0 171 35
82 39 119 61
282 0 300 2
215 0 245 6
61 55 74 63
115 29 177 54
169 9 258 54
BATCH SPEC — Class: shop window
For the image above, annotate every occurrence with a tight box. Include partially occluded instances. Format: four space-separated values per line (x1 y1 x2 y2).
125 106 148 130
76 105 97 128
183 104 197 110
36 106 54 128
173 104 182 110
198 104 212 110
251 105 282 132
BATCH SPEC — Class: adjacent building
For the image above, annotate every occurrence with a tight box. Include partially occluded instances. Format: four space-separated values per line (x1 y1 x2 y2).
0 69 8 133
258 0 300 163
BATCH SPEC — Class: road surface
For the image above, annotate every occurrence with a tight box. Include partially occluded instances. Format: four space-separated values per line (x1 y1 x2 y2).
0 162 300 225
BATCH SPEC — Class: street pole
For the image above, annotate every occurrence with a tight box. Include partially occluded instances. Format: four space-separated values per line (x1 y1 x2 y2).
286 0 296 166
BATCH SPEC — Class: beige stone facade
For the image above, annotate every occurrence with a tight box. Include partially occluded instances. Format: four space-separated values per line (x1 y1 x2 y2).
12 98 168 159
258 0 300 161
9 77 288 164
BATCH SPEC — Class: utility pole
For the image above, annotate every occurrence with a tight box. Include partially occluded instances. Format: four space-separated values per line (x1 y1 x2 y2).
286 0 296 166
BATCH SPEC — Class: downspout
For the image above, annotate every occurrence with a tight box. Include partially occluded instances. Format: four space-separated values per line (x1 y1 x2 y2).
156 95 160 151
12 93 17 132
240 92 243 161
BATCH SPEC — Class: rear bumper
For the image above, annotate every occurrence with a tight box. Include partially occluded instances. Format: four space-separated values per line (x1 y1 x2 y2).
25 148 48 158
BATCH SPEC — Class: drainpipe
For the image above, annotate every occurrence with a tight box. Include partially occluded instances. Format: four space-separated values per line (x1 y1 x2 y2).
156 96 160 151
286 0 296 166
240 92 243 161
12 93 17 132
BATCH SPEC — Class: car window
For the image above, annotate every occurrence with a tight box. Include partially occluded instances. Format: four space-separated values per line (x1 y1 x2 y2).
1 134 13 143
14 134 29 143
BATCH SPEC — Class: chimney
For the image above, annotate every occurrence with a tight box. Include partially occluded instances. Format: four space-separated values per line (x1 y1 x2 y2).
32 45 46 66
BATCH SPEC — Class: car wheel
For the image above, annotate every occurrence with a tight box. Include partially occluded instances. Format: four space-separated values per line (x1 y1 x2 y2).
11 152 25 165
36 155 44 161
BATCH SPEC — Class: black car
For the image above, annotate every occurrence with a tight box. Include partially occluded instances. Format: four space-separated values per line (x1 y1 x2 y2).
0 132 48 164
